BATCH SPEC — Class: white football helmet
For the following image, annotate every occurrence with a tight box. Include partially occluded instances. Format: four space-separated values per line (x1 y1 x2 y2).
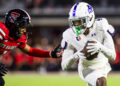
69 2 95 36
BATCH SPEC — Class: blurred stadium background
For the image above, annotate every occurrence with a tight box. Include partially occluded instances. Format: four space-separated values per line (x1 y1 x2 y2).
0 0 120 86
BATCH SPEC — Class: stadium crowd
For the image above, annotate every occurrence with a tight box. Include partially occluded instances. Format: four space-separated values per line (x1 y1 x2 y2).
0 0 120 15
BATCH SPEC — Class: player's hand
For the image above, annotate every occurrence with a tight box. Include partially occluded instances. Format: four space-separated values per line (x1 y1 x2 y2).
0 63 8 76
73 51 86 59
50 44 63 58
87 39 102 55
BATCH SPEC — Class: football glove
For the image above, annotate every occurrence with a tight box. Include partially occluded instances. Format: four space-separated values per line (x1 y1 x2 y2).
0 63 8 76
50 44 63 58
87 39 102 55
73 51 86 59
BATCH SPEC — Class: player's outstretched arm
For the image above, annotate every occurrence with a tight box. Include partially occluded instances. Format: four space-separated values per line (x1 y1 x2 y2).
19 44 62 58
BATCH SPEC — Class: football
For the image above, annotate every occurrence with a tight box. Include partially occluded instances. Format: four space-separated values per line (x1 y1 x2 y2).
82 41 98 60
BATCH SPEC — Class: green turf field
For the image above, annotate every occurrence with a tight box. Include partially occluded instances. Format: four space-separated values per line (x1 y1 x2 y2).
4 72 120 86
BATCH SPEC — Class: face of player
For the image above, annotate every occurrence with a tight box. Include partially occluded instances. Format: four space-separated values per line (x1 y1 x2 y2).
18 27 26 35
73 20 83 26
72 19 86 37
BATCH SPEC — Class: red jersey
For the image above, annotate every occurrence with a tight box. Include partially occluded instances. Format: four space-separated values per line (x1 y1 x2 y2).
0 22 27 56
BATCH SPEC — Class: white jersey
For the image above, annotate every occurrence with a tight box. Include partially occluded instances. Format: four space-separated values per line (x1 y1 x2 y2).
61 18 116 71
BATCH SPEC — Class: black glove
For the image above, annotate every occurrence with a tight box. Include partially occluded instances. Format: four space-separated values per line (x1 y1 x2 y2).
50 44 63 58
0 63 8 76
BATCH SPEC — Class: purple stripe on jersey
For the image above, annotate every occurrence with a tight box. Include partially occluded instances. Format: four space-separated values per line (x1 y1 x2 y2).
61 41 67 49
73 2 79 16
107 29 115 36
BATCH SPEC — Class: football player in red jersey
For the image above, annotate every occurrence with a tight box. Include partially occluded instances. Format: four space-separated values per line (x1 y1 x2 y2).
0 9 62 86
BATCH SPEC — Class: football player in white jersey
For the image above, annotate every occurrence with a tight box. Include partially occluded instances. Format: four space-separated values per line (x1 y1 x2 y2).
61 2 116 86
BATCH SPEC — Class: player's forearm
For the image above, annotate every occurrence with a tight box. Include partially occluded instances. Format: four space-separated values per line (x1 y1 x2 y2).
101 45 116 60
61 49 86 70
62 56 76 70
27 47 50 58
101 32 116 60
61 49 76 70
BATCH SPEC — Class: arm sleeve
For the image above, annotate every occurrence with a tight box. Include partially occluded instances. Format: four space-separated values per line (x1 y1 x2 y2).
61 39 76 70
101 31 116 60
98 18 116 60
18 34 50 58
27 47 50 58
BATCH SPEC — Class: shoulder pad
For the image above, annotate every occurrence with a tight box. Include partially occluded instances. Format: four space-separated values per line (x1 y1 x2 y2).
95 18 109 32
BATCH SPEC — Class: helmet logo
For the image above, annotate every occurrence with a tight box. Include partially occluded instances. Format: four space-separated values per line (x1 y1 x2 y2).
87 5 93 14
10 12 20 23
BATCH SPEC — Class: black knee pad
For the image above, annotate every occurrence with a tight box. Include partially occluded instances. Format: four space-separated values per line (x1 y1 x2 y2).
96 77 106 86
0 77 5 86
